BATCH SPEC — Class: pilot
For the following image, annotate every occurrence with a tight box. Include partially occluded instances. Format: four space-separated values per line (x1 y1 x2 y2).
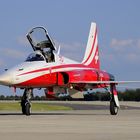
45 48 55 62
36 40 55 62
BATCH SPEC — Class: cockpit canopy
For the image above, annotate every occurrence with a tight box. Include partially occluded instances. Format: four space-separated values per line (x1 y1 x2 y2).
26 27 56 63
25 52 45 62
27 27 56 51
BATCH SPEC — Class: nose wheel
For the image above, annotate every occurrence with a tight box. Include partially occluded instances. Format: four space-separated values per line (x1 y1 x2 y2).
21 100 31 116
21 88 32 116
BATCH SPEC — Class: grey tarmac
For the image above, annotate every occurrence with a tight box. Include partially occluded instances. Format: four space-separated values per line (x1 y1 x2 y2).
0 101 139 140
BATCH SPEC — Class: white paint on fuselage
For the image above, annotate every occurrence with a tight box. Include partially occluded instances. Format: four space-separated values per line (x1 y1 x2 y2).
0 53 83 86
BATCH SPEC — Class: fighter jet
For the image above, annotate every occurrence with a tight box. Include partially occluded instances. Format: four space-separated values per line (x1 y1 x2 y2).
0 23 139 115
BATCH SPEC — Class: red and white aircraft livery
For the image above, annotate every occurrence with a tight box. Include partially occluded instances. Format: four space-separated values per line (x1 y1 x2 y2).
0 22 138 115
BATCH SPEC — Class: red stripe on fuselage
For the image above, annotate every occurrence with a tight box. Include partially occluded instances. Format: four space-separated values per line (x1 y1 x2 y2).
17 63 92 76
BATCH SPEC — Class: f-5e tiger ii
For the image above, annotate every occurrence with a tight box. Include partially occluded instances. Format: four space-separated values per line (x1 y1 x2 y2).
0 22 139 115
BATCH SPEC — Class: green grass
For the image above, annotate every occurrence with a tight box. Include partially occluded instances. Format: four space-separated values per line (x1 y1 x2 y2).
0 102 72 111
32 103 72 111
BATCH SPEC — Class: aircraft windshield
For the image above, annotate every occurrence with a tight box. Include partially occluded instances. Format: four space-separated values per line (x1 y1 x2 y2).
26 53 45 62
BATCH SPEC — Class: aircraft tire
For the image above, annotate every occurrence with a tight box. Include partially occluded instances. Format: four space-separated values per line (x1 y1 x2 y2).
25 102 31 116
110 100 118 115
22 105 26 114
21 100 26 114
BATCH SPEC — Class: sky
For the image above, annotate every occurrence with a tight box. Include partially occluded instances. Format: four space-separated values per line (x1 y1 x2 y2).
0 0 140 95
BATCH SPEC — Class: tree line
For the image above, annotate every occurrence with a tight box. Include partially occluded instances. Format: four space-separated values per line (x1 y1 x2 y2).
0 89 140 101
84 89 140 101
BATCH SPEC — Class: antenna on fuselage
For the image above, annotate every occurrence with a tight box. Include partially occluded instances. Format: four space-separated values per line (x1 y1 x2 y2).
57 45 61 55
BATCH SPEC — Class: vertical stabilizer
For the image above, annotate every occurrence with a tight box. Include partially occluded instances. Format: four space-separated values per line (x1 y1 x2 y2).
82 22 100 69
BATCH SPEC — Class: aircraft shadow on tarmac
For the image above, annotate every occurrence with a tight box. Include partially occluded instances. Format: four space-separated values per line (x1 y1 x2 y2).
0 112 110 116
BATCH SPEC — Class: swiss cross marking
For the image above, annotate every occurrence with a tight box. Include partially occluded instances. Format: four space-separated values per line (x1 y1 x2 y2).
95 52 99 64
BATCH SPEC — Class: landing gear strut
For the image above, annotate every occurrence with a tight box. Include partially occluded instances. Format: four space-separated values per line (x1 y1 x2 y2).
109 84 119 115
21 88 33 116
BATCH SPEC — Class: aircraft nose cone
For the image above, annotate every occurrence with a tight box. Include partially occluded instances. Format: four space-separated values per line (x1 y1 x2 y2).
0 73 13 86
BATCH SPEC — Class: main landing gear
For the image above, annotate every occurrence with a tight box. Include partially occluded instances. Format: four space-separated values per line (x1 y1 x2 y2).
21 88 33 116
109 84 119 115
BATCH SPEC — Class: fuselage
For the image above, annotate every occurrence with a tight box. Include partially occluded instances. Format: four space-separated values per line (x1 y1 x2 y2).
0 52 114 91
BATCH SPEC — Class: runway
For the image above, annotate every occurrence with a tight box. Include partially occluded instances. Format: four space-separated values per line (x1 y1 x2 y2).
0 101 140 140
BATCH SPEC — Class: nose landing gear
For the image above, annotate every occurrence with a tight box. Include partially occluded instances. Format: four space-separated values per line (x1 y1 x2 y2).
21 88 33 116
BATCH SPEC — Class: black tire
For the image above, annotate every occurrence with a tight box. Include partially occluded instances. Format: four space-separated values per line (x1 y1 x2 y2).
25 102 31 116
22 105 26 114
110 100 118 115
21 100 26 114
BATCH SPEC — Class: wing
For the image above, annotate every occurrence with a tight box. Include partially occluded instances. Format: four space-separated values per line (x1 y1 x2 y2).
71 80 140 84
